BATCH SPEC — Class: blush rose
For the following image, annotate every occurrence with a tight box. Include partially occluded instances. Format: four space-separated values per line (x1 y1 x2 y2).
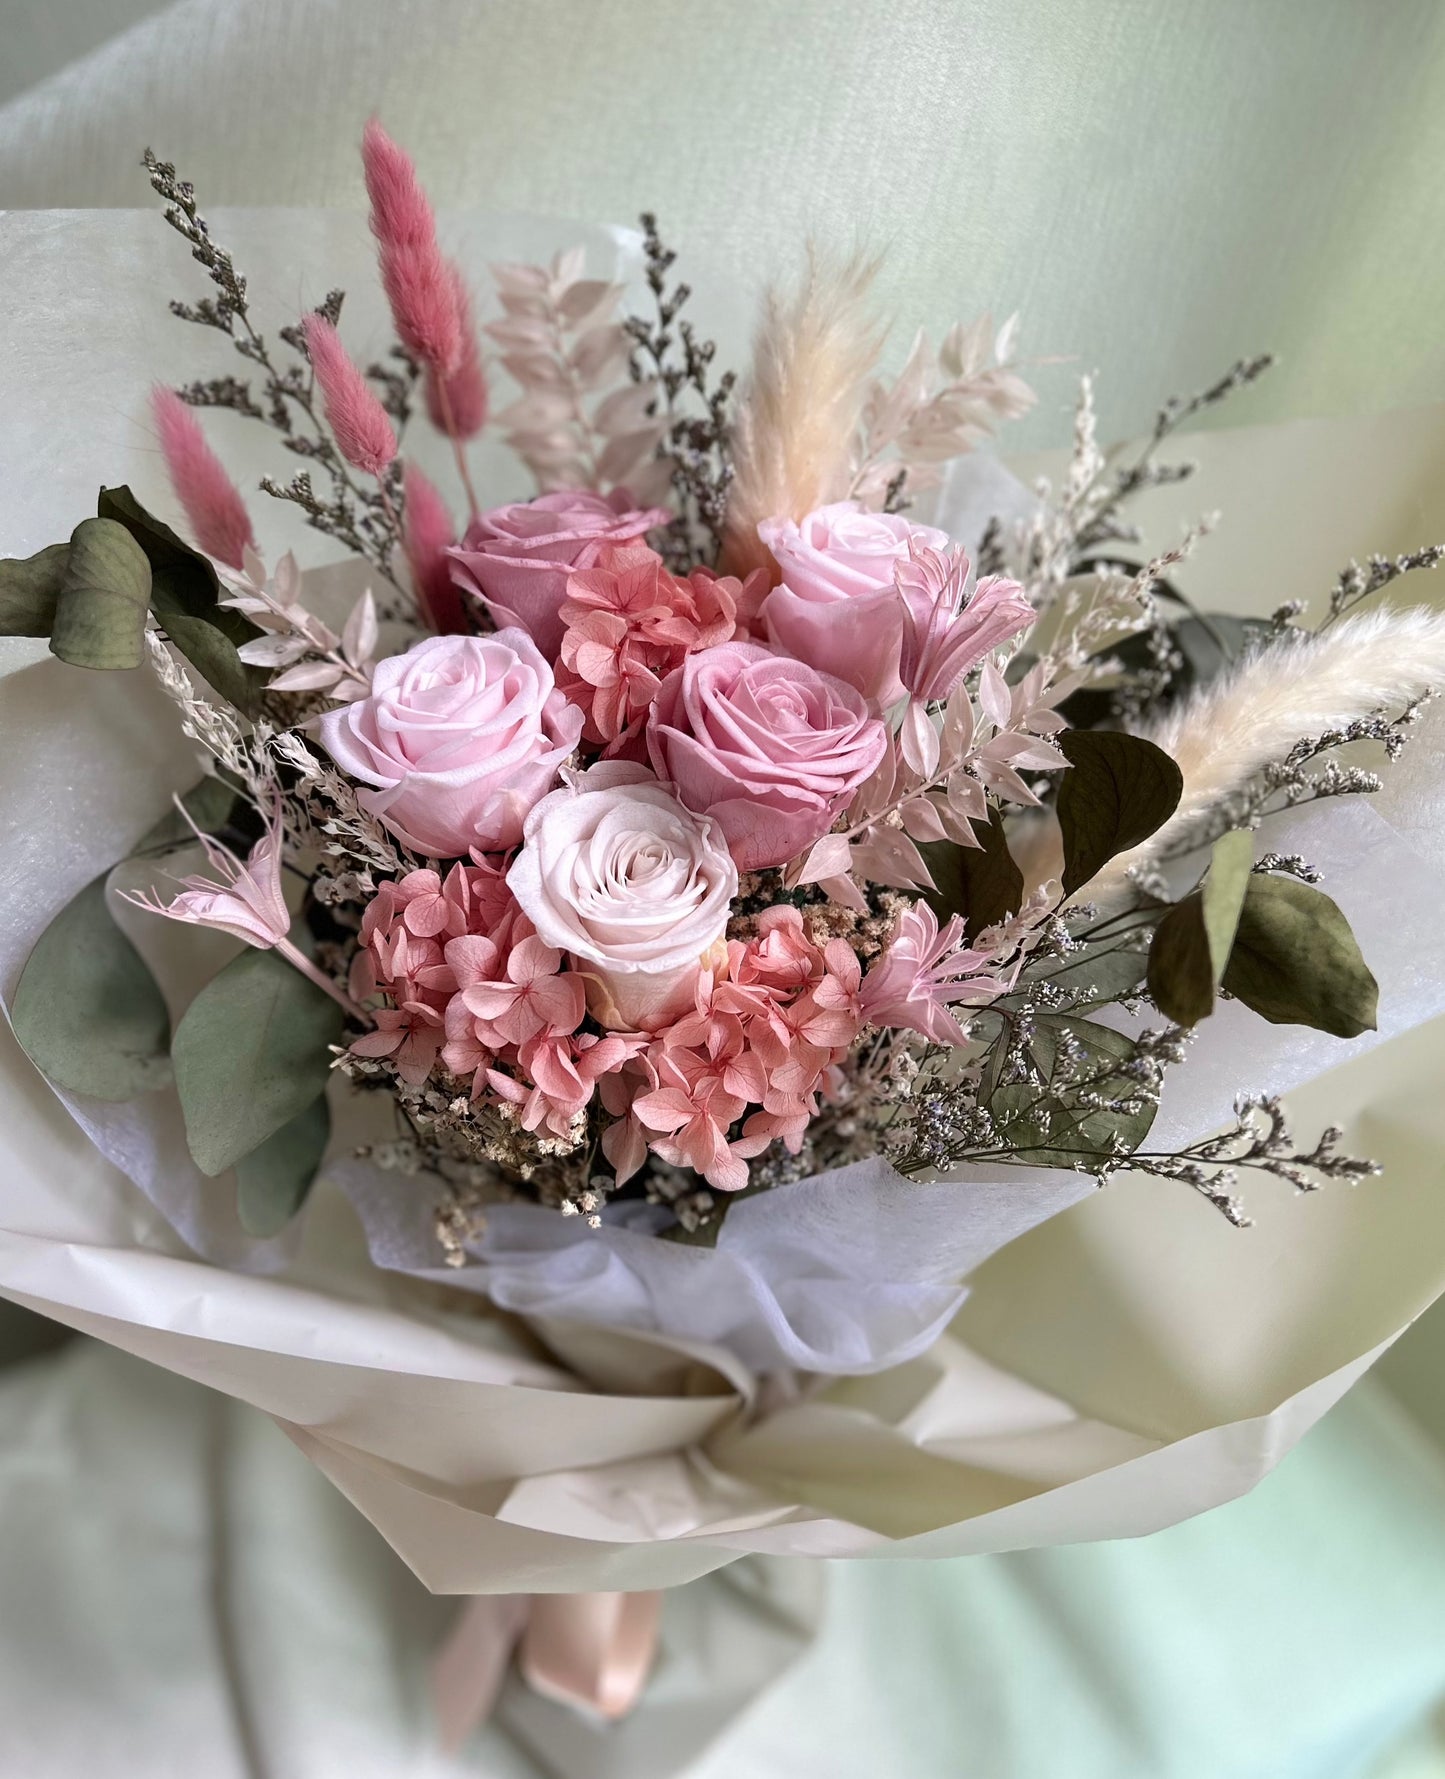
507 762 736 1030
448 487 670 660
757 500 950 705
318 630 582 859
646 641 887 870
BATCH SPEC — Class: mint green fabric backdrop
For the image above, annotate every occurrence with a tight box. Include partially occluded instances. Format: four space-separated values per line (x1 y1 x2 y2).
2 4 1445 1774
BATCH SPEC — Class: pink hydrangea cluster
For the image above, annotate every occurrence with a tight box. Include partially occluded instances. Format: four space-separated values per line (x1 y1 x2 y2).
556 542 769 751
598 907 867 1192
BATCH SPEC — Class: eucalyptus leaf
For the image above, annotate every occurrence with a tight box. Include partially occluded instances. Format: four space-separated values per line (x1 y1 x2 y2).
97 485 265 714
234 1093 331 1235
133 776 242 860
1146 828 1254 1026
48 519 152 670
1056 729 1183 897
987 1012 1155 1168
10 779 249 1104
918 810 1023 940
173 946 343 1177
1222 874 1378 1039
10 874 172 1101
1015 937 1149 1010
0 541 70 637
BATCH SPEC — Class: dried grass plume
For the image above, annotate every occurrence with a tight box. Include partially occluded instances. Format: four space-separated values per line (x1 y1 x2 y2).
722 250 883 578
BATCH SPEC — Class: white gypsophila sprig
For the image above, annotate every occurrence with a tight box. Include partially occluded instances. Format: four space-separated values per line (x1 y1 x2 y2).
488 249 669 499
143 629 269 799
222 547 377 700
266 729 409 881
849 313 1036 510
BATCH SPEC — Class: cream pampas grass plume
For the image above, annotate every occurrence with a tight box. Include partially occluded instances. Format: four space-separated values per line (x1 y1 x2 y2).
1089 607 1445 895
150 386 255 570
1015 607 1445 901
722 251 882 578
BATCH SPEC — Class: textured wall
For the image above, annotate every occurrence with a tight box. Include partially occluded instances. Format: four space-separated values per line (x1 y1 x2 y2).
2 0 1445 448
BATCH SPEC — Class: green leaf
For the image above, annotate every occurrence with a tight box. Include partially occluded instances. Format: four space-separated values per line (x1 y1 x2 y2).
48 519 152 670
0 542 70 637
1222 874 1378 1039
96 485 265 714
1199 829 1256 971
1171 614 1272 687
133 776 241 860
234 1094 330 1235
10 874 172 1101
1056 729 1183 897
987 1012 1156 1168
10 778 251 1104
918 810 1024 940
1145 828 1254 1026
173 946 343 1177
173 946 343 1181
1012 937 1149 1010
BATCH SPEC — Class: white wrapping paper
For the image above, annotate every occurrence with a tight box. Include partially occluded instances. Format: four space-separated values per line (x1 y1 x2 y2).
5 208 1445 1605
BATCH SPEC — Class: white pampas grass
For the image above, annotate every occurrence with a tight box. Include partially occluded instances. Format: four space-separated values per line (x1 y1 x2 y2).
722 251 882 578
1020 607 1445 900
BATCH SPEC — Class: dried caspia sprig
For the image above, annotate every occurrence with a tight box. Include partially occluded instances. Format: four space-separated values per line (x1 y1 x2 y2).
624 213 736 565
1322 544 1445 626
488 248 667 498
221 547 378 701
849 314 1036 511
1122 1094 1380 1228
142 151 406 591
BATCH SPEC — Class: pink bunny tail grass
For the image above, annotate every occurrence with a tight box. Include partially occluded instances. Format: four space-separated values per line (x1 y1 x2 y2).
424 265 488 439
303 314 398 478
361 118 462 375
402 460 465 633
150 386 255 570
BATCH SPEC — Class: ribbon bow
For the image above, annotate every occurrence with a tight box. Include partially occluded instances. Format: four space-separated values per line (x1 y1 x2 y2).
433 1589 663 1749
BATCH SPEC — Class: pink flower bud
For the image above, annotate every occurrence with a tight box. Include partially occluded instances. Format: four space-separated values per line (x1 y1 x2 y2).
303 314 397 479
402 460 465 634
361 119 462 375
150 386 255 570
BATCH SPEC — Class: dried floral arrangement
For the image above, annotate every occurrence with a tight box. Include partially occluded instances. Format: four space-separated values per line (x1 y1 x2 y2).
6 120 1444 1275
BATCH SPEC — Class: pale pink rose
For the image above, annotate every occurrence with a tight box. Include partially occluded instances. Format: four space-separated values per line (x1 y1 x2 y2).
318 630 582 859
647 642 887 870
448 488 670 659
507 762 737 1030
758 500 950 705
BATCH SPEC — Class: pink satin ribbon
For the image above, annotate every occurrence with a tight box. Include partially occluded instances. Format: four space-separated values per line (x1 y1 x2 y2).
432 1589 663 1750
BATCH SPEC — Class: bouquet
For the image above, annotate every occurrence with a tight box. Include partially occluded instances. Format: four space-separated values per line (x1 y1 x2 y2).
4 125 1445 1757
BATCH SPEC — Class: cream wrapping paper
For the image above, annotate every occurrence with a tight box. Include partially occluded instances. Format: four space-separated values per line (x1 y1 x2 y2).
4 207 1445 1610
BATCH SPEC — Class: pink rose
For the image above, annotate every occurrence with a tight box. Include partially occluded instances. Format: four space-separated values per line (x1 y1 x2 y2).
508 762 736 1030
647 642 887 870
448 487 670 659
758 500 950 705
318 630 582 859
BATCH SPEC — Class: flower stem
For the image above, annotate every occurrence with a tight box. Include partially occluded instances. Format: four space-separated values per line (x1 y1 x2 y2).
433 377 481 524
275 935 367 1020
